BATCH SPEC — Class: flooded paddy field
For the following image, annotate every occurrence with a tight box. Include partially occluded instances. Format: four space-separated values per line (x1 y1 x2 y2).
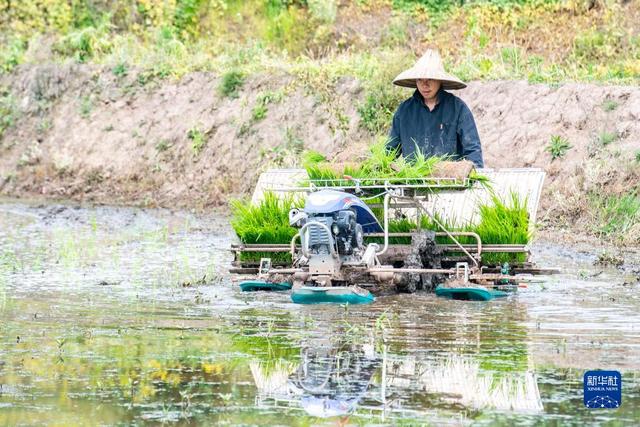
1 200 639 426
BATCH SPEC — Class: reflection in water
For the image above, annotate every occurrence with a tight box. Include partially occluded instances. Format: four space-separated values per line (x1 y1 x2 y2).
251 341 379 418
251 337 542 419
415 356 543 412
291 341 379 417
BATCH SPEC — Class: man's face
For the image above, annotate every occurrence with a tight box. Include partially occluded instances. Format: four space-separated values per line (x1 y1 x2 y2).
416 78 442 100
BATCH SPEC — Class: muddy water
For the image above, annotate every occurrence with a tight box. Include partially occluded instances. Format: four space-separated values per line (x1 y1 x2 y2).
1 200 639 426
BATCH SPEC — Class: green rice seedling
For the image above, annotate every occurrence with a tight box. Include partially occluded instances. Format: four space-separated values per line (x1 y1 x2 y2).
230 191 302 245
302 139 485 190
475 193 531 265
359 139 400 177
304 162 343 186
386 147 444 185
239 251 292 264
302 150 327 165
469 171 492 189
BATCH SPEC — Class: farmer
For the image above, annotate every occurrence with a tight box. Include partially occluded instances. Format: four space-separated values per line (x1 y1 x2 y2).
387 49 484 168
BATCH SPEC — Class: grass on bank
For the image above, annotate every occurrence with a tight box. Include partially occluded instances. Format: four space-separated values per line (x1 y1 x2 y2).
589 190 640 244
0 88 18 139
1 1 639 96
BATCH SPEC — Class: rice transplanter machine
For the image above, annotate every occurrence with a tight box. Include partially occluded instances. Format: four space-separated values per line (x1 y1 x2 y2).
231 167 556 303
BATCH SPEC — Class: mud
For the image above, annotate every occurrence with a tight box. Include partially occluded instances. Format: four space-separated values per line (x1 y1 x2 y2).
395 230 444 293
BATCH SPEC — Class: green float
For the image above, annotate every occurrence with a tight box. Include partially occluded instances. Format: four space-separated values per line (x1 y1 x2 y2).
435 286 508 301
239 280 292 292
291 286 375 305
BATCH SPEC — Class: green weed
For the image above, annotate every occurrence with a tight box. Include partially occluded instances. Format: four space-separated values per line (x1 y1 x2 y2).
590 191 640 241
358 87 404 134
251 90 284 122
79 95 93 118
635 150 640 162
188 127 206 155
382 17 409 47
1 0 638 87
308 0 338 24
0 36 26 73
252 104 267 122
545 135 572 160
0 89 18 138
263 3 311 55
259 127 305 167
155 139 171 152
572 28 624 62
500 46 524 77
37 118 52 134
112 62 128 77
598 131 617 146
219 70 245 98
602 100 618 112
54 21 113 63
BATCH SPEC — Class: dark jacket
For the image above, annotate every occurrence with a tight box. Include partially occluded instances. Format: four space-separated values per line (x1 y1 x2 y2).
387 88 484 168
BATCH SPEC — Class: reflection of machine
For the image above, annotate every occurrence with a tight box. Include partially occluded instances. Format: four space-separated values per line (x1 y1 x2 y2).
249 340 544 419
289 343 379 418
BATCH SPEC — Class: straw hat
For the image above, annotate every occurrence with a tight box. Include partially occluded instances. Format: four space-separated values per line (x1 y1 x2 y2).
393 49 466 90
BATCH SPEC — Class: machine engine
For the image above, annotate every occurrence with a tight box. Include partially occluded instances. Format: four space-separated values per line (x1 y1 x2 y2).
289 189 382 267
290 209 364 256
287 190 385 285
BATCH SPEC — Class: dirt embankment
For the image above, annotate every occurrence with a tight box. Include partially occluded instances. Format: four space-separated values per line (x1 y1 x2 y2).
1 64 639 241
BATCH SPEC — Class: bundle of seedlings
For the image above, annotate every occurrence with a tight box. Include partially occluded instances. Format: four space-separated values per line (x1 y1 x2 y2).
302 140 489 189
474 193 531 265
364 193 531 265
230 191 302 264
